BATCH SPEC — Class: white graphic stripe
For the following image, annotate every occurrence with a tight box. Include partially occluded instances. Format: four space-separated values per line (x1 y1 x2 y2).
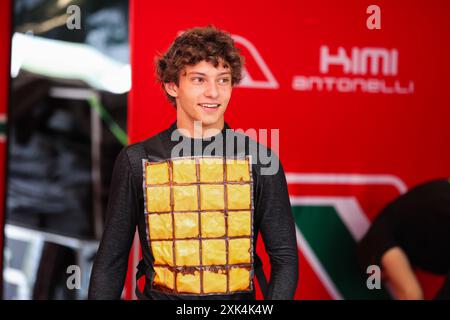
232 35 279 89
295 226 343 300
291 196 370 241
286 173 407 194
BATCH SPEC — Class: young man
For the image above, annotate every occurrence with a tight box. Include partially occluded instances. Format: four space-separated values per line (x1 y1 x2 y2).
88 26 298 300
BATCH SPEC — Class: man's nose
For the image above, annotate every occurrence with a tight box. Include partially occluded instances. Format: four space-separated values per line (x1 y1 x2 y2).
204 81 219 99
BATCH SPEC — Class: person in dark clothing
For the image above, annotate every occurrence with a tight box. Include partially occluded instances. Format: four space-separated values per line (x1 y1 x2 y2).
88 26 298 300
357 178 450 300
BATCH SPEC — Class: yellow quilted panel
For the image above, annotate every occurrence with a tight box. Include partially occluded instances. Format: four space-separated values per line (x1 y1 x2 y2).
200 184 225 210
173 185 198 211
226 159 250 182
147 186 171 213
176 271 201 294
148 213 173 240
227 184 251 210
202 240 226 265
229 238 251 264
229 267 250 291
144 157 254 295
199 158 224 183
203 269 227 293
146 162 169 185
172 159 197 184
175 240 200 266
153 267 174 290
228 211 251 237
174 212 199 238
201 211 225 238
151 241 174 266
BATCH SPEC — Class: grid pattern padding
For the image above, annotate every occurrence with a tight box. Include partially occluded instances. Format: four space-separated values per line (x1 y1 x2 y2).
143 156 254 295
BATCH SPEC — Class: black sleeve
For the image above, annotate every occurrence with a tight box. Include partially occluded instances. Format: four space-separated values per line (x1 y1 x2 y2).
256 156 299 300
357 209 398 271
88 147 138 299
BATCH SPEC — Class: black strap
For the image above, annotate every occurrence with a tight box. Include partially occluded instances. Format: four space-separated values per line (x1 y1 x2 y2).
127 136 171 299
254 254 269 299
135 259 152 300
127 143 149 300
127 143 147 200
255 267 268 299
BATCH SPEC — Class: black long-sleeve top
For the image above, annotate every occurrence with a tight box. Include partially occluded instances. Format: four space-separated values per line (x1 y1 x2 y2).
88 121 298 300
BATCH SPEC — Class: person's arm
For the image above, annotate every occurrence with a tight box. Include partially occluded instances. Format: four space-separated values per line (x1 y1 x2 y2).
381 246 424 300
88 147 138 299
256 155 299 300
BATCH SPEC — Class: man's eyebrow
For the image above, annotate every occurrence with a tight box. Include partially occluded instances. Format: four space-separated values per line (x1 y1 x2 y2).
187 71 232 76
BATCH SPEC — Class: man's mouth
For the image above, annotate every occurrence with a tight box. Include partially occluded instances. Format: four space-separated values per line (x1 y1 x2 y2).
198 103 221 109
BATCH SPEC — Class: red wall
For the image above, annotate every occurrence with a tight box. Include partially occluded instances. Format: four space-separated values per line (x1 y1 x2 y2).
0 0 11 290
128 0 450 299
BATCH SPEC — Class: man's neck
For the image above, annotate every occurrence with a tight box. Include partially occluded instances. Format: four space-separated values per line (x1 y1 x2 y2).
176 118 225 139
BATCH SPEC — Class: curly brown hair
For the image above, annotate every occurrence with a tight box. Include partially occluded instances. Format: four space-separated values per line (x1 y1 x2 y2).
155 25 244 106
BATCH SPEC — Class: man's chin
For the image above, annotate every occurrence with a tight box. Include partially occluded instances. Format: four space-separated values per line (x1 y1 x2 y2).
195 114 222 125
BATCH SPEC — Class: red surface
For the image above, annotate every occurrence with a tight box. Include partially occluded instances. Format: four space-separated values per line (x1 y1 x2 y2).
128 0 450 299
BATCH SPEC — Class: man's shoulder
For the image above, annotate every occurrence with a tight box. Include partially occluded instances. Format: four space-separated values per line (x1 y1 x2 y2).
225 126 281 176
124 126 171 161
226 126 275 152
127 133 161 150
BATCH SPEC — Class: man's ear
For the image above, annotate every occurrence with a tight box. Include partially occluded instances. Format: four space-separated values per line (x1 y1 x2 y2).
164 82 178 98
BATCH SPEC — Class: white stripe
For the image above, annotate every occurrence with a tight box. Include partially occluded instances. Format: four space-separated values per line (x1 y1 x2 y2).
231 35 279 89
295 226 343 300
286 173 407 194
49 87 98 100
291 196 370 241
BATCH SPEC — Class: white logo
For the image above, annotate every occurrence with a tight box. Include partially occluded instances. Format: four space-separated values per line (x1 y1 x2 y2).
66 265 81 290
293 45 414 94
366 265 382 290
320 46 398 76
170 120 280 175
366 5 382 30
66 5 81 30
232 35 279 89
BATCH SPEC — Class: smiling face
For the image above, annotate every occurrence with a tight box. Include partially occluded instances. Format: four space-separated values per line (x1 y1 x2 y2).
164 60 233 136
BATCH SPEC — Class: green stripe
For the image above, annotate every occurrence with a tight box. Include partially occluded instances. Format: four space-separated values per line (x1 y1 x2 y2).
0 122 5 135
87 96 128 146
293 205 391 299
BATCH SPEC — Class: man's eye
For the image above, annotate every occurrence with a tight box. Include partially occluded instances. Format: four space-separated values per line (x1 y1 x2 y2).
218 78 231 84
192 77 204 83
